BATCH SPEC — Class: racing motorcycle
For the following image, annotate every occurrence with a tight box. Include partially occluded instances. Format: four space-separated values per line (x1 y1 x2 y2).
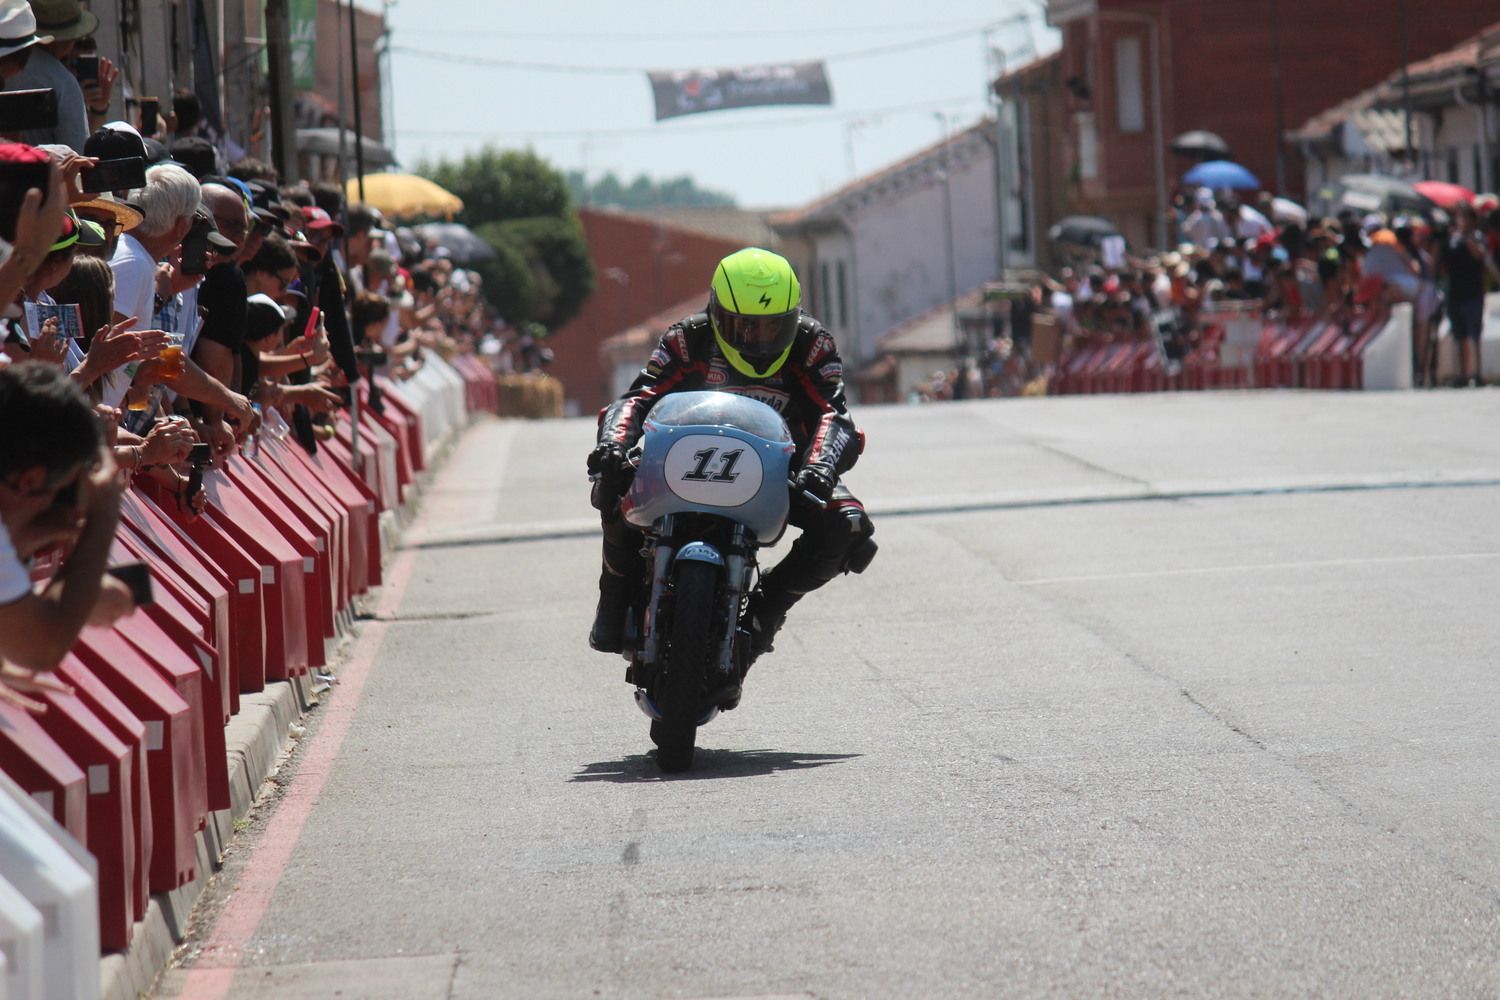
599 391 808 773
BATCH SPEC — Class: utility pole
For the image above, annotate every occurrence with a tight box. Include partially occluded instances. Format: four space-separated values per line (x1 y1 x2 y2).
1270 0 1286 194
348 0 367 202
263 0 299 183
1399 0 1413 171
935 112 962 365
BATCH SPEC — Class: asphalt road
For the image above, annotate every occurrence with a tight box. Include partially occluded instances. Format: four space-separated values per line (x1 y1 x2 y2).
159 390 1500 999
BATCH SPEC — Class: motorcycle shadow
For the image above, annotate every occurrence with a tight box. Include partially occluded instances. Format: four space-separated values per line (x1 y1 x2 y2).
572 748 862 783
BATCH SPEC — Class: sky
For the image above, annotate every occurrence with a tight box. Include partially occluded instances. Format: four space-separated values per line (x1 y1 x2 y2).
382 0 1059 211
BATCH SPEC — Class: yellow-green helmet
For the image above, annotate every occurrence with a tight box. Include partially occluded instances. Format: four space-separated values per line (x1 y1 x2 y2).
708 247 801 378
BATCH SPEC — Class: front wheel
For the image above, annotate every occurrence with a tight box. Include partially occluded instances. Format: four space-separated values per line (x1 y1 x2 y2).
652 559 719 772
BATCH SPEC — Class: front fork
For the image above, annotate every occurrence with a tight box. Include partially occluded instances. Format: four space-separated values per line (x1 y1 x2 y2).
635 517 753 680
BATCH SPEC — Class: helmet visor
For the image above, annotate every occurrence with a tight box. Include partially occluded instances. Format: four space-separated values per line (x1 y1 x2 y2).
718 309 798 361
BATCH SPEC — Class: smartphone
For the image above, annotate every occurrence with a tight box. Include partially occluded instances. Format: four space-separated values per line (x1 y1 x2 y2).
106 562 154 606
139 96 159 136
188 442 212 464
0 88 59 132
302 306 321 340
180 232 210 275
356 348 388 366
80 156 146 194
73 55 100 85
0 158 50 242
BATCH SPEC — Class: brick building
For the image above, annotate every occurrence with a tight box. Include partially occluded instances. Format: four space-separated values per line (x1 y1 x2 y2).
1024 0 1500 251
544 209 755 417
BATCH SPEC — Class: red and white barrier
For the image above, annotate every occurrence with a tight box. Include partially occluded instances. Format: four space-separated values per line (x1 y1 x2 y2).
0 349 497 999
1051 303 1419 395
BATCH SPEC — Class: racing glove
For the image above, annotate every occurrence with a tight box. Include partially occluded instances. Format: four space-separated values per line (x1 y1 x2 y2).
792 463 837 505
588 442 630 511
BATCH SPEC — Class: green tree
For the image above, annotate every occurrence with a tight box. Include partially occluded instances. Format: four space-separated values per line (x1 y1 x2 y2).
489 215 596 328
426 148 573 224
565 170 736 209
419 147 593 327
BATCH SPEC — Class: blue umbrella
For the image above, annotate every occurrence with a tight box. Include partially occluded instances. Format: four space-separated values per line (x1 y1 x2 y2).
1183 159 1260 191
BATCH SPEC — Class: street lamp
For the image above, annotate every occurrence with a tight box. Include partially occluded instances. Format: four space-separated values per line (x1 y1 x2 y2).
934 112 962 365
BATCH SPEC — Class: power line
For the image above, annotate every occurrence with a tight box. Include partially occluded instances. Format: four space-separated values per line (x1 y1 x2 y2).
397 95 986 142
394 19 1005 43
388 21 1016 77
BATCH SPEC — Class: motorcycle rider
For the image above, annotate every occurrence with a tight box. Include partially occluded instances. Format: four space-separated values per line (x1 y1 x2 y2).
587 247 875 686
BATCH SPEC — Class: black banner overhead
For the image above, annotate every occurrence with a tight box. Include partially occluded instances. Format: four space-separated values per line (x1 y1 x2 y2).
649 62 833 121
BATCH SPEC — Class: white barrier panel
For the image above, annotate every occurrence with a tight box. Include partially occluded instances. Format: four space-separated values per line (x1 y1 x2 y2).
0 881 38 1000
1362 303 1414 390
1434 291 1500 381
0 876 40 1000
0 772 97 1000
428 354 469 435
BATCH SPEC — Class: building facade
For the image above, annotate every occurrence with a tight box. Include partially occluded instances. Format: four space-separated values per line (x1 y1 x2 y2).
772 120 1002 390
547 208 752 417
1026 0 1500 251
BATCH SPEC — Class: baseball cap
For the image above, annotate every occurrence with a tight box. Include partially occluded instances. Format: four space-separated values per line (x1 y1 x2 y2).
85 123 146 161
300 205 344 236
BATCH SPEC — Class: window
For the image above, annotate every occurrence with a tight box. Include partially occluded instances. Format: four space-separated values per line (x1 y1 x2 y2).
819 261 831 321
1076 111 1098 179
1114 35 1144 133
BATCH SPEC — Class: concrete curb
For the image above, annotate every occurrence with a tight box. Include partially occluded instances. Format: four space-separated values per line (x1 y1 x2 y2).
95 417 471 1000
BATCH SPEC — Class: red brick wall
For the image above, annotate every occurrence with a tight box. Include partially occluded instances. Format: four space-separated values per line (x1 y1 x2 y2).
1060 0 1500 219
546 210 746 416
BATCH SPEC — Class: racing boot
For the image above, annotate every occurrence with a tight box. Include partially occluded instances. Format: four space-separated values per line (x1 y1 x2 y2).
588 569 632 653
741 587 795 665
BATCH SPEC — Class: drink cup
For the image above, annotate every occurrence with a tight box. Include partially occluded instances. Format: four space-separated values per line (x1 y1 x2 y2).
159 337 185 381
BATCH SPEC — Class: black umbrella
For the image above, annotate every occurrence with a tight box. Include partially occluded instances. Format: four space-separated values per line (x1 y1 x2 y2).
1047 215 1121 248
1333 174 1434 216
1169 129 1231 161
295 127 399 169
413 222 497 265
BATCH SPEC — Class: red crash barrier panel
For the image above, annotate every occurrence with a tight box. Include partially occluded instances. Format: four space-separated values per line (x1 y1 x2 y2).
0 701 88 843
72 627 202 892
222 455 331 669
31 681 138 951
120 489 240 712
57 654 154 926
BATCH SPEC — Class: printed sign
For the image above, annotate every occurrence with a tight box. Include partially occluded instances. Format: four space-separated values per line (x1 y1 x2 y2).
648 62 833 121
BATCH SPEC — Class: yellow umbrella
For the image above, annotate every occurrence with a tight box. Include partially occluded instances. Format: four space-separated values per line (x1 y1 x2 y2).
345 173 463 220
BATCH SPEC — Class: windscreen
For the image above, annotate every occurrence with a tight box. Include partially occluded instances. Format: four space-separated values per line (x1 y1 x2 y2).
647 391 792 442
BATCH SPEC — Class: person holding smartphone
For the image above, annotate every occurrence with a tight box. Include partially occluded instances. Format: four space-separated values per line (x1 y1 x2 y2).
4 0 111 152
0 361 136 673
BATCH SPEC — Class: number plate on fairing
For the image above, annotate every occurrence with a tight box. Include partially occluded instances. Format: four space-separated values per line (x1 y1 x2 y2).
664 434 764 507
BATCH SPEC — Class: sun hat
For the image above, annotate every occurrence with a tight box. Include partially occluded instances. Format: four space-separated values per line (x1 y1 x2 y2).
0 0 51 58
27 0 97 42
73 193 142 232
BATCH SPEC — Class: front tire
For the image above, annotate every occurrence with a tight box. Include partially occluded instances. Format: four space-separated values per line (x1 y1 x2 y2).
652 559 718 773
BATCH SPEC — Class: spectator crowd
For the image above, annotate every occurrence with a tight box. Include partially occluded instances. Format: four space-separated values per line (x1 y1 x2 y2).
918 184 1500 401
0 0 511 709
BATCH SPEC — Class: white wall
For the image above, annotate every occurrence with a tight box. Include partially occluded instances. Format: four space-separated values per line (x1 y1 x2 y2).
842 135 999 366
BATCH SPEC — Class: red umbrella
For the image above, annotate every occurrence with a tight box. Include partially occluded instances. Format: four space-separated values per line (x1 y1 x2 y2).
1413 180 1475 209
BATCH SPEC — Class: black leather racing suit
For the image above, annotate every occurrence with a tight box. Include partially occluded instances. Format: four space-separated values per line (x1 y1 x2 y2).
595 311 873 619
